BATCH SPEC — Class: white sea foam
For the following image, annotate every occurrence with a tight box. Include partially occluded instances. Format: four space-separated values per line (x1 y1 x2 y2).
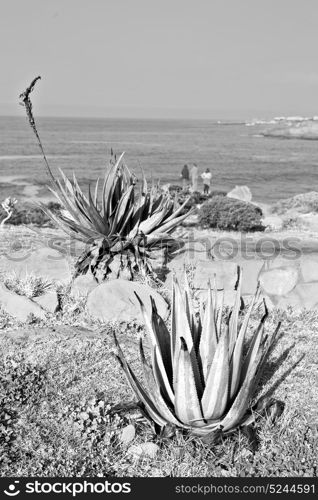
0 175 32 185
0 155 42 161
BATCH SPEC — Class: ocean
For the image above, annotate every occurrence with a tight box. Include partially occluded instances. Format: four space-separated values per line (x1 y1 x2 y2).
1 115 318 205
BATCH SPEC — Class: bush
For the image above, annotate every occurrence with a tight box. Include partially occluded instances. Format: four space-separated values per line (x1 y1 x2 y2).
0 355 47 467
0 202 61 227
170 189 227 214
2 272 53 298
271 192 318 215
198 196 265 232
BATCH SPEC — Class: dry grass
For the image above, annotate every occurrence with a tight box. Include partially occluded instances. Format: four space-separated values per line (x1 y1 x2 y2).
0 227 317 477
0 303 317 477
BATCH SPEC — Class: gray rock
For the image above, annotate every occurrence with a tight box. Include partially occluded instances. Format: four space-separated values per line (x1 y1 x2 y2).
33 290 59 313
0 247 72 284
166 259 238 292
0 283 47 322
71 272 98 298
195 289 238 307
86 279 169 323
259 267 299 296
127 442 159 459
192 260 238 290
300 257 318 282
120 424 136 445
275 282 318 311
239 259 264 296
262 215 284 231
227 185 252 203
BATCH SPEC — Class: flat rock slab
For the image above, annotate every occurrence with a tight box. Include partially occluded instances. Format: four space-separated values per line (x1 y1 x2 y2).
238 259 264 296
300 256 318 282
195 289 238 307
86 279 169 323
259 267 299 296
0 247 72 284
275 282 318 311
70 273 99 297
227 185 252 203
165 249 318 311
0 283 47 322
191 260 238 290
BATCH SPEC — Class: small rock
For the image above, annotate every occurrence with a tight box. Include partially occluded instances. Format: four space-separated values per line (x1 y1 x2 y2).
301 257 318 282
0 283 47 322
33 290 59 313
227 185 252 203
259 267 299 296
127 442 159 460
70 272 98 297
86 280 169 323
120 424 136 445
262 215 284 231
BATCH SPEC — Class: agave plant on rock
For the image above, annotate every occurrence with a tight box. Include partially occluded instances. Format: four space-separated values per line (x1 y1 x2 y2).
19 77 193 281
114 269 281 438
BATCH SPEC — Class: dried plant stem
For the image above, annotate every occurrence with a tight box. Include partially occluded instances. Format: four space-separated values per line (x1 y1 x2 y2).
19 76 55 183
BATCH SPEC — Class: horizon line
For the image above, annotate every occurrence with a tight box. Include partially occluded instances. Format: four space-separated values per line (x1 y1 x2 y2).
0 112 248 122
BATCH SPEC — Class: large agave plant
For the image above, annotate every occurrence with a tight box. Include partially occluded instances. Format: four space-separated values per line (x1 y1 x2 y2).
114 269 281 438
19 77 193 280
39 154 192 280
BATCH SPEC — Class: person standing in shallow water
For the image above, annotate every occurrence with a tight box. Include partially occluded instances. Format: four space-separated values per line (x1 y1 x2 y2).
191 163 198 192
180 164 190 189
201 168 212 194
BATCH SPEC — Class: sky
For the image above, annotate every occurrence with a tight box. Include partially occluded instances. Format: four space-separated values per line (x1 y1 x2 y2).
1 0 318 119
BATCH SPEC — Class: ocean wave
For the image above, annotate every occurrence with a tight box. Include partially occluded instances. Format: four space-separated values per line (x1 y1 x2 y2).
0 175 33 185
0 154 76 161
0 155 43 161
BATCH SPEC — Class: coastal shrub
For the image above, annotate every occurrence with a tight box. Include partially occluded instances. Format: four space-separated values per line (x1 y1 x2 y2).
174 189 227 214
0 197 17 227
271 191 318 215
198 196 265 232
0 202 61 227
0 354 47 467
2 272 53 298
0 355 47 408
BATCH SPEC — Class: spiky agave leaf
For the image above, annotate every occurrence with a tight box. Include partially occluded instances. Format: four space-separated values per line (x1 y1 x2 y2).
115 269 281 439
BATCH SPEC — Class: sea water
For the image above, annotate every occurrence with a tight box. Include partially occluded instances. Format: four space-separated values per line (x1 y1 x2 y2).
1 115 318 204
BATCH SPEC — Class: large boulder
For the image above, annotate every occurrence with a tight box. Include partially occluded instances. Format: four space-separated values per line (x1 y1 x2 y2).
86 280 169 323
227 185 252 203
0 283 47 322
0 247 72 284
